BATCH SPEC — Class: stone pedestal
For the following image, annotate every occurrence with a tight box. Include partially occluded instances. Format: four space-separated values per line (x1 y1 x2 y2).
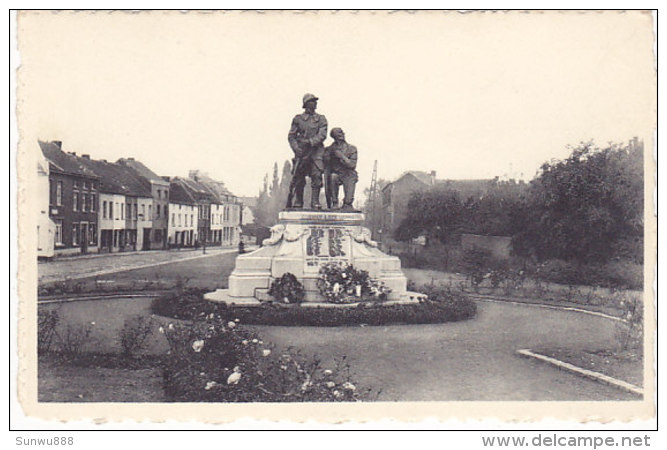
205 211 408 304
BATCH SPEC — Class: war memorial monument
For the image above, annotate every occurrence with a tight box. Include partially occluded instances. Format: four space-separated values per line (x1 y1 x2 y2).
205 94 414 305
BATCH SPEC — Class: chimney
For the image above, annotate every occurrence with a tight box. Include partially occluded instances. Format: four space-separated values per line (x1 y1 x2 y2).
430 170 436 186
68 152 76 156
101 159 107 163
52 141 62 149
127 157 135 161
82 154 90 159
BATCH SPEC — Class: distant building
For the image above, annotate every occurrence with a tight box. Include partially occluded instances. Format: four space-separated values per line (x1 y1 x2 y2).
167 179 199 247
40 141 100 256
188 170 242 246
117 158 170 250
381 170 493 238
76 155 152 253
239 196 257 225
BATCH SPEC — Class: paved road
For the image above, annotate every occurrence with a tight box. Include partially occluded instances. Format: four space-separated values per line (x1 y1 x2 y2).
256 302 637 401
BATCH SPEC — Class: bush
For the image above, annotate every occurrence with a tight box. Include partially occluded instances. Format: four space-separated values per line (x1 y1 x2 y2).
614 293 644 351
118 316 156 358
161 314 370 402
38 308 60 355
151 289 218 320
535 259 643 290
151 289 477 327
54 323 96 361
268 273 305 304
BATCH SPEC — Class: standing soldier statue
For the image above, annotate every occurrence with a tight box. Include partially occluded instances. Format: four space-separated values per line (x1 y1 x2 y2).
286 93 328 209
324 127 358 211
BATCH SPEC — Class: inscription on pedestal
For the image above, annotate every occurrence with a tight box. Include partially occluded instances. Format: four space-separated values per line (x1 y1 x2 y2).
303 226 352 273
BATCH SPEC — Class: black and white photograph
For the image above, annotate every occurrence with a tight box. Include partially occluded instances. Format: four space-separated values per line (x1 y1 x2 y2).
13 9 656 426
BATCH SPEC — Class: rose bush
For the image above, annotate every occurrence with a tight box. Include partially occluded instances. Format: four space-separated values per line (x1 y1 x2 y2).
161 313 370 402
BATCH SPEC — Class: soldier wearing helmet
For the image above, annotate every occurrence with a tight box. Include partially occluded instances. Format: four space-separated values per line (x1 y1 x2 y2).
286 93 328 209
324 127 358 211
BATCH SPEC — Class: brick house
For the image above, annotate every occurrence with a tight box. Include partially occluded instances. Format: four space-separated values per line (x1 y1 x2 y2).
40 141 100 256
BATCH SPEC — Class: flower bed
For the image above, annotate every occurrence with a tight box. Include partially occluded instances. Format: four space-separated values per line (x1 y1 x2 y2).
161 314 370 402
151 286 477 327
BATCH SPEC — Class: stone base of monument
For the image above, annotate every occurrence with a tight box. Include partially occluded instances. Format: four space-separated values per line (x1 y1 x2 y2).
204 210 410 305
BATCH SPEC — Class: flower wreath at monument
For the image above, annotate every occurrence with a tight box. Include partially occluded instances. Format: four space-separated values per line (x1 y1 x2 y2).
316 262 391 304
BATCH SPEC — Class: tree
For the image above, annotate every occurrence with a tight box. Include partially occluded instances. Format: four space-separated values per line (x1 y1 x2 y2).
251 160 295 227
513 140 644 263
395 187 464 245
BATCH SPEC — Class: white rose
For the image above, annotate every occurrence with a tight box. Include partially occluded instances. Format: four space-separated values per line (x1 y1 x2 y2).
192 340 205 352
227 372 242 385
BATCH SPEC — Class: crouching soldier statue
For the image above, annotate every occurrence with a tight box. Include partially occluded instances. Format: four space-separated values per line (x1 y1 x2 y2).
286 93 328 209
324 127 358 211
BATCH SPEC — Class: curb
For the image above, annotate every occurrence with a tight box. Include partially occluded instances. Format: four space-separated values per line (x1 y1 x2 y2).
470 294 624 323
517 349 643 397
38 293 163 304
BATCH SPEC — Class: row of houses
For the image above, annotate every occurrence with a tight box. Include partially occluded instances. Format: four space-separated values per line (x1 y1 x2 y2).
37 140 242 258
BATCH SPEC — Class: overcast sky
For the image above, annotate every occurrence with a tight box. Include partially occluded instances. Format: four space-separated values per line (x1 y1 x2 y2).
18 11 655 197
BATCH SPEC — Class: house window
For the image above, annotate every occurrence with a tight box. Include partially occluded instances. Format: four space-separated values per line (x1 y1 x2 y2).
73 180 79 188
103 201 107 219
191 214 193 227
157 204 161 218
178 214 181 227
83 181 87 190
134 204 138 219
72 223 79 246
109 202 114 219
82 194 87 212
171 213 175 225
54 220 63 245
126 203 130 220
73 191 79 212
121 203 124 220
90 194 96 212
56 181 62 206
141 204 146 220
148 205 152 219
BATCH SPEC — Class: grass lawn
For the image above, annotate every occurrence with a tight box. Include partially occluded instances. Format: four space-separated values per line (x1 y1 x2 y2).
38 356 165 402
40 251 238 295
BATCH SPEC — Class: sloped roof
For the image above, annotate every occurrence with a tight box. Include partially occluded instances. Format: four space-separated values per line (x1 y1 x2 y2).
77 157 152 197
116 158 167 184
169 180 196 204
172 177 218 203
39 141 99 178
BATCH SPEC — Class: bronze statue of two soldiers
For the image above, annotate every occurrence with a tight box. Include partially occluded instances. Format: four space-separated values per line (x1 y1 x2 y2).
287 93 358 211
